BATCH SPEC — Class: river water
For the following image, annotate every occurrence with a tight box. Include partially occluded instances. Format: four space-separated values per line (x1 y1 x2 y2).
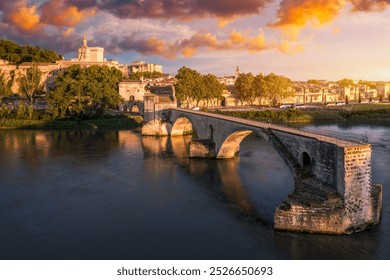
0 123 388 260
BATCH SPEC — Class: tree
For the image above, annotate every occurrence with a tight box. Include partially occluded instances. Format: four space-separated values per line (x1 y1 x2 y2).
46 65 123 118
17 65 44 119
254 73 266 105
0 70 12 97
129 71 163 80
235 73 255 105
337 78 355 87
175 66 203 107
307 79 322 86
202 74 224 107
261 73 293 107
0 38 62 65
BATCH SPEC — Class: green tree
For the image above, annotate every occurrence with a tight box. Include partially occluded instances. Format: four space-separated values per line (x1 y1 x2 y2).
201 74 225 107
129 71 163 80
254 73 266 105
46 65 123 118
234 73 255 105
337 78 355 87
175 66 203 107
260 73 293 107
0 70 12 97
0 38 61 65
307 79 322 86
17 65 44 119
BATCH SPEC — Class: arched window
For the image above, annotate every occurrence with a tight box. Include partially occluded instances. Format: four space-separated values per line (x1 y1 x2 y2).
302 152 311 167
209 125 214 139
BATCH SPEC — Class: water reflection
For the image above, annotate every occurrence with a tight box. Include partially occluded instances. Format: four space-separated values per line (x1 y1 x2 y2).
142 135 258 217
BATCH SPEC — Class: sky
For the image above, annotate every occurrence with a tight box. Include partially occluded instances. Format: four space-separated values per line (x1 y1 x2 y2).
1 0 390 81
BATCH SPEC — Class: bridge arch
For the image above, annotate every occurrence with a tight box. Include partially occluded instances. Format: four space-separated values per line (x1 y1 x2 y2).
171 117 194 136
217 130 253 158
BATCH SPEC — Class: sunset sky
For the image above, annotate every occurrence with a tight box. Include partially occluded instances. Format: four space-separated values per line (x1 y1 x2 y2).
1 0 390 81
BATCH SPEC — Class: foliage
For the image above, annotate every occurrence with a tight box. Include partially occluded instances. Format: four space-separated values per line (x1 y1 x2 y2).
358 80 376 89
234 72 293 107
201 73 225 106
175 67 224 107
307 79 323 86
0 70 13 97
0 114 141 129
214 109 312 123
0 38 62 65
257 73 294 106
17 65 44 119
128 71 163 80
46 65 123 118
337 78 355 87
235 73 256 105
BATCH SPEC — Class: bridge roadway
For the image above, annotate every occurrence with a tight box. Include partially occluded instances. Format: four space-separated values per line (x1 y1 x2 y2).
171 107 360 147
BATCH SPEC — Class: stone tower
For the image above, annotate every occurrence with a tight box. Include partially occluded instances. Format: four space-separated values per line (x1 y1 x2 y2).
235 66 240 80
78 34 90 61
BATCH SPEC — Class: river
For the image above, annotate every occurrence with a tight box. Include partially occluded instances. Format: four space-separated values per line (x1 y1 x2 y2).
0 123 388 260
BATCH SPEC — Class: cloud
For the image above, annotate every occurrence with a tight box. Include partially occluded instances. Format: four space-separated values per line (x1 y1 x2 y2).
1 0 390 61
40 0 95 27
272 0 346 28
96 30 271 59
350 0 390 11
6 1 42 32
91 0 272 21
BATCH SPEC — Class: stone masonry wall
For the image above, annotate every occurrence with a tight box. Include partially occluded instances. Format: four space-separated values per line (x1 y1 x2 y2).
342 145 374 228
272 131 338 187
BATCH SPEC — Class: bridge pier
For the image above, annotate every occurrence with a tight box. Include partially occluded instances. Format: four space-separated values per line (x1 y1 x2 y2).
189 139 216 158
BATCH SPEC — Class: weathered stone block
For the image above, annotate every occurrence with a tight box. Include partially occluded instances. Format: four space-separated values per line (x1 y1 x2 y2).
141 120 171 136
189 139 215 158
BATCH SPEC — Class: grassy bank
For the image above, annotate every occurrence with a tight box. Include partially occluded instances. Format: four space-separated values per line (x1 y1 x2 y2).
213 103 390 123
214 109 313 123
0 115 143 130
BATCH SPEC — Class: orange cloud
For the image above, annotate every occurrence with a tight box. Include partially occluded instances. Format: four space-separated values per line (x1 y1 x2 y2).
40 0 95 27
182 47 197 57
8 1 41 31
273 0 346 27
277 41 304 54
230 31 246 44
245 33 267 52
271 0 346 40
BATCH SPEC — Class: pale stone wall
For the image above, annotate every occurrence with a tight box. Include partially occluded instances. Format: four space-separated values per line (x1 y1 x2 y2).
118 80 148 102
89 47 104 62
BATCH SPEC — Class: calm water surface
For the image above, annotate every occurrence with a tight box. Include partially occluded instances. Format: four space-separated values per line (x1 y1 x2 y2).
0 123 389 260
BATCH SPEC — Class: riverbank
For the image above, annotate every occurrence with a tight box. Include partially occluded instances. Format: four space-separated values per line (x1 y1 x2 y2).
212 103 390 123
0 115 143 130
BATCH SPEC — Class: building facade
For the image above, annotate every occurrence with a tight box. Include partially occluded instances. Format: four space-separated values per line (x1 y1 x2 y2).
130 61 163 74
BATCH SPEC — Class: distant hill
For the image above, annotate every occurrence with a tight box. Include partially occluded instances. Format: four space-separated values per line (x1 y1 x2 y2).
0 38 62 65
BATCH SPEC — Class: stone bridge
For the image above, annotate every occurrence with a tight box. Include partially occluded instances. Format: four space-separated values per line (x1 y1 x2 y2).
141 108 382 234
